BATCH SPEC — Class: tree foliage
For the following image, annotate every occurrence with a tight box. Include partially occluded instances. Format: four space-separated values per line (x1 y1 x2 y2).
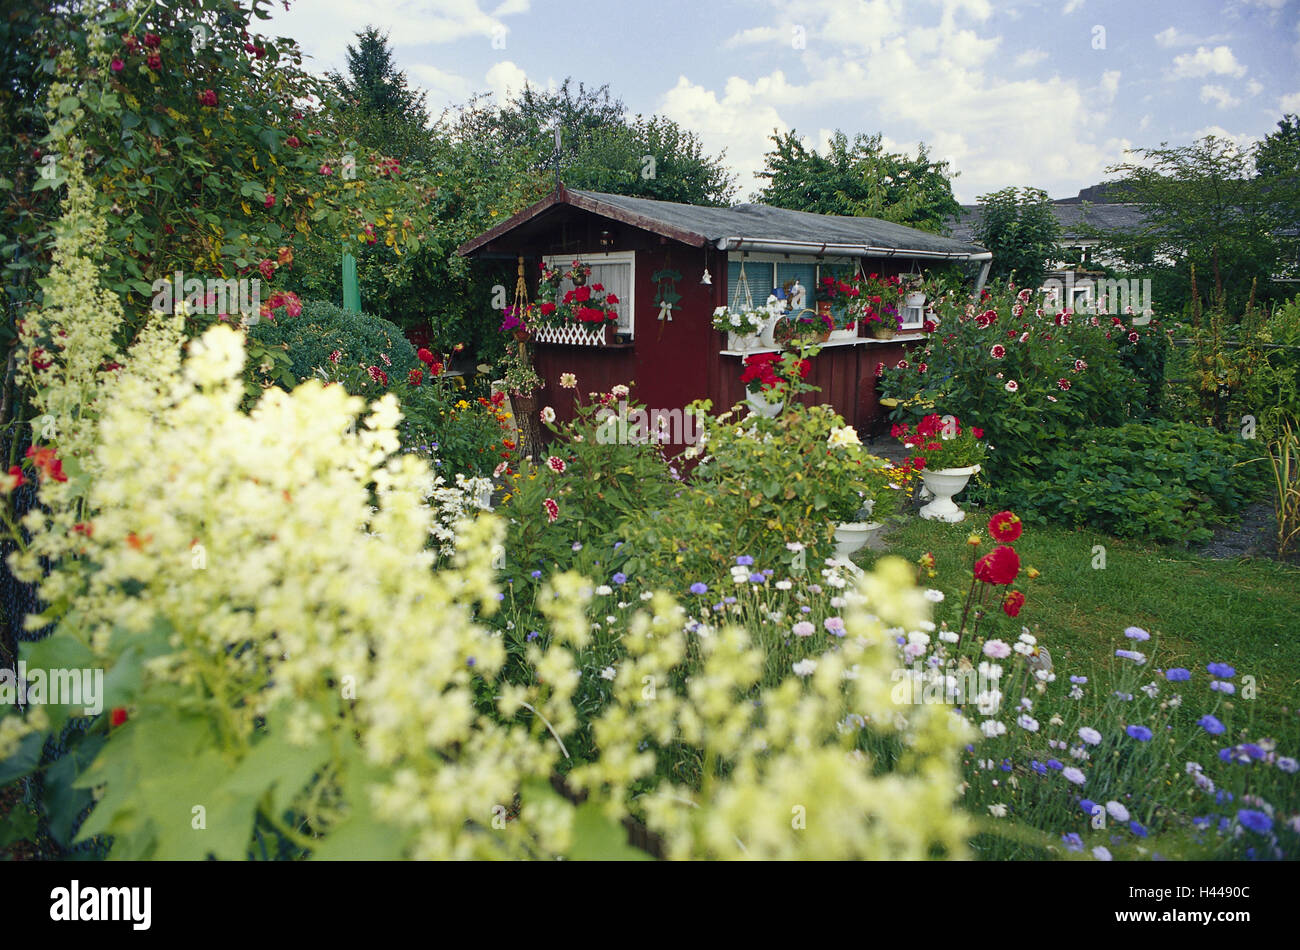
1092 134 1293 313
971 187 1060 286
755 130 962 234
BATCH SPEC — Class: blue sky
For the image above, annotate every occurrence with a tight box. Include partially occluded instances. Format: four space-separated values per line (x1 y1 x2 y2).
269 0 1300 203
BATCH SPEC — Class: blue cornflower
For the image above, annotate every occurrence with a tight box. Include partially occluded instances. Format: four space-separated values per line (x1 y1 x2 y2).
690 582 708 595
613 540 624 550
1124 626 1150 641
1241 743 1265 760
1061 832 1084 852
1129 821 1148 838
1070 676 1088 684
1080 799 1098 816
1210 680 1235 694
735 555 754 566
1047 759 1064 770
612 572 627 585
1126 725 1153 742
526 631 540 641
1165 668 1191 681
1114 691 1134 701
724 596 737 605
496 592 505 601
1216 789 1234 805
1198 714 1225 735
531 570 542 579
748 572 765 583
1237 810 1272 834
800 605 811 613
1000 758 1012 772
1032 760 1047 775
1206 662 1235 678
466 657 476 667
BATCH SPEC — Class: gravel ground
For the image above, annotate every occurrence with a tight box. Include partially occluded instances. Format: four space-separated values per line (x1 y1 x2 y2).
1196 501 1297 564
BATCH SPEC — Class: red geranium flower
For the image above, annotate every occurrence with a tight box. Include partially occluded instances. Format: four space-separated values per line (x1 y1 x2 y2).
988 510 1023 543
540 302 557 315
974 545 1021 585
417 348 435 366
605 293 619 305
1002 590 1026 618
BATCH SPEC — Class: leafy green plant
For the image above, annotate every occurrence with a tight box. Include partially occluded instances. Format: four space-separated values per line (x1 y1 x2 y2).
1002 422 1263 545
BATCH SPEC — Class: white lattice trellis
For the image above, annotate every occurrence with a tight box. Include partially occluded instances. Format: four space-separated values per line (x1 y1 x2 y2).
534 324 613 346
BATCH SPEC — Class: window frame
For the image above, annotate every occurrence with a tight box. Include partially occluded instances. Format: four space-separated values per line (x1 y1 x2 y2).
543 250 637 338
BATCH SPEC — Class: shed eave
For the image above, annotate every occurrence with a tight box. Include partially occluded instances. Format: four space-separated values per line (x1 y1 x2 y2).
716 236 991 262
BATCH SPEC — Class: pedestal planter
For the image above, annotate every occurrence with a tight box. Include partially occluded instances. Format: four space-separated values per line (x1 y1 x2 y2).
760 315 781 348
476 484 493 510
918 465 980 522
727 330 762 352
833 521 882 558
745 389 785 418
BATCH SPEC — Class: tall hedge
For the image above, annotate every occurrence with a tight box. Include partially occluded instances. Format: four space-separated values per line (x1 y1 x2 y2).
248 299 420 384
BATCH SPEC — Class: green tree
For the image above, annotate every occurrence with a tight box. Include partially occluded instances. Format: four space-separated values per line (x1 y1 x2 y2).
755 130 962 233
326 26 431 165
1094 135 1286 313
971 187 1061 286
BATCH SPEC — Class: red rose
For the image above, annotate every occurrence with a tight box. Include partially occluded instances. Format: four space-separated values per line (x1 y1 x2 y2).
146 53 161 70
286 135 301 148
974 545 1021 585
988 510 1023 543
111 58 124 73
1002 590 1026 618
258 258 275 280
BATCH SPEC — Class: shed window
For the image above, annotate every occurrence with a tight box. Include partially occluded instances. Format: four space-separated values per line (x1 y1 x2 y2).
543 252 635 338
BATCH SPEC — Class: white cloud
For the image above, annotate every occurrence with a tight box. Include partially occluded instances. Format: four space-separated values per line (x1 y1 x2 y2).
1193 125 1260 153
408 64 474 107
1155 26 1229 48
657 76 789 194
1169 45 1248 79
1138 114 1152 131
724 26 785 48
1099 70 1121 102
485 61 530 104
1246 79 1264 96
1062 0 1086 14
1200 84 1242 108
267 0 526 69
1281 91 1300 112
1014 49 1048 68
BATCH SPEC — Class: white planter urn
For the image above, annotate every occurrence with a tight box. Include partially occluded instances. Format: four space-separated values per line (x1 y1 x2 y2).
745 389 785 418
476 484 494 510
918 464 980 522
727 329 761 352
833 521 882 558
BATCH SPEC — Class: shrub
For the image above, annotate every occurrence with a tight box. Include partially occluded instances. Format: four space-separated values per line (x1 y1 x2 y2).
879 280 1157 485
1001 422 1263 545
247 299 420 387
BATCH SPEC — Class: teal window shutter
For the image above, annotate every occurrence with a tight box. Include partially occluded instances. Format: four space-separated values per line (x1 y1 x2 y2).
726 259 774 311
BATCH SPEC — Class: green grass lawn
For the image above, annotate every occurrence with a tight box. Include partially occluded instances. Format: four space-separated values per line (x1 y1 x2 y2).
856 513 1300 738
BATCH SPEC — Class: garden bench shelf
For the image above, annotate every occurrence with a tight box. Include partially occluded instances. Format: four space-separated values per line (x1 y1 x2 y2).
720 335 926 357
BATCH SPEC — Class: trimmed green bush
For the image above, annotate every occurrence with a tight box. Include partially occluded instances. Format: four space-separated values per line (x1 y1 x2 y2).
1001 421 1264 545
248 299 420 384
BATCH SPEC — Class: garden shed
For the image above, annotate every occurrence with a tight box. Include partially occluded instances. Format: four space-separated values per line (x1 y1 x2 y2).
458 187 992 442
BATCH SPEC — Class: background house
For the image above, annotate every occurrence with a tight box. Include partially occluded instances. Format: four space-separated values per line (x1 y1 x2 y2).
459 187 991 443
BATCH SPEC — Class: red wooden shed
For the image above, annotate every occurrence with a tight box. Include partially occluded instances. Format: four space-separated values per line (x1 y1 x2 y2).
458 187 991 445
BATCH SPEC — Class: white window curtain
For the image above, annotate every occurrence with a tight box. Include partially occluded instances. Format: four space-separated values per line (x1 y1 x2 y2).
589 261 632 333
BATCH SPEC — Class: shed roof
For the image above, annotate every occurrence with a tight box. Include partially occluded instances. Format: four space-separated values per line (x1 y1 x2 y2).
949 202 1150 243
458 187 990 259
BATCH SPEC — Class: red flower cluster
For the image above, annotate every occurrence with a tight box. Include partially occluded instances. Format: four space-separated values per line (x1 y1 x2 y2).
974 544 1020 585
416 348 443 376
740 351 808 391
367 365 389 386
408 368 423 386
197 89 218 107
26 446 67 483
988 510 1023 543
1002 590 1026 618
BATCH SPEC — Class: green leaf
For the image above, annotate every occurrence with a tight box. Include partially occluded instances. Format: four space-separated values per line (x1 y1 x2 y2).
0 729 45 785
44 735 105 846
567 802 652 861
